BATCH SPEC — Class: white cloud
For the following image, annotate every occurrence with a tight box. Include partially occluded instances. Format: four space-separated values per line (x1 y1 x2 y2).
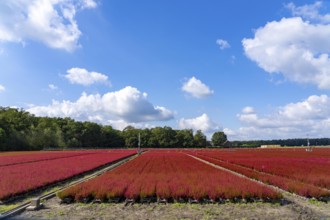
27 86 174 124
286 1 330 24
231 95 330 140
242 106 255 114
0 0 97 52
80 0 97 9
216 39 230 50
223 128 236 136
182 76 214 99
48 84 58 90
65 68 110 86
0 84 5 93
178 113 220 134
107 119 155 131
242 3 330 89
230 55 236 64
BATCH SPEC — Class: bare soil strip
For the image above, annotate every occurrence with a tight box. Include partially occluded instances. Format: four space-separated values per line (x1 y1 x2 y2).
187 153 330 219
12 196 321 220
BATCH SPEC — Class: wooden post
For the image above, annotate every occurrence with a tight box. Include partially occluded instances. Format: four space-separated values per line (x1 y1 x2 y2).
26 198 43 211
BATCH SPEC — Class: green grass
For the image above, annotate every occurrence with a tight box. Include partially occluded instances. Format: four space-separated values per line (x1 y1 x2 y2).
0 204 19 213
308 198 323 206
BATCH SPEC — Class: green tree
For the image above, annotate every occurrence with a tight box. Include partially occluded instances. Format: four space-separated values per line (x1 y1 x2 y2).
211 131 227 147
122 126 139 148
194 130 207 148
176 129 194 148
26 117 65 150
150 126 177 148
0 107 35 150
101 125 125 148
81 122 102 148
139 128 151 148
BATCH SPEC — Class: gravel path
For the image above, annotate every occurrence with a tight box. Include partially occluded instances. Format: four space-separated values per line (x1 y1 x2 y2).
11 196 322 220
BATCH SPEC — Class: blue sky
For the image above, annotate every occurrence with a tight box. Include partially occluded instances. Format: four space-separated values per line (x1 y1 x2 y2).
1 0 330 140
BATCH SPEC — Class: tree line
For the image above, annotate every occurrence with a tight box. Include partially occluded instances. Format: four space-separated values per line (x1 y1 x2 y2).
231 138 330 148
0 107 227 151
2 107 328 151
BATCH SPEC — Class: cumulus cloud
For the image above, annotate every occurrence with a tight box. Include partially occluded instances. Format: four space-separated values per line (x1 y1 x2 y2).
27 86 174 124
48 84 58 90
216 39 230 50
242 106 255 114
107 119 155 131
0 84 5 92
65 68 110 86
178 113 220 134
0 0 97 52
242 2 330 89
81 0 97 9
286 1 330 24
182 76 214 99
231 95 330 140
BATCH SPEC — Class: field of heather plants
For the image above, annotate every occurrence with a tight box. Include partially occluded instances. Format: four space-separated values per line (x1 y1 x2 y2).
2 148 330 220
57 151 281 203
0 150 136 201
194 148 330 187
190 148 330 200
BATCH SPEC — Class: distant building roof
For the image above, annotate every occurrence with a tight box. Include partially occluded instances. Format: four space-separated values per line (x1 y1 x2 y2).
222 140 232 148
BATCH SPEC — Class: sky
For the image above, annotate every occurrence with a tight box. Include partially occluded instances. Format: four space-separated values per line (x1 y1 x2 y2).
1 0 330 141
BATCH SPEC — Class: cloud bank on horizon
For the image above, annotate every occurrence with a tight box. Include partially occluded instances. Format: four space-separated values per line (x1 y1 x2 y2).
230 94 330 140
28 86 174 126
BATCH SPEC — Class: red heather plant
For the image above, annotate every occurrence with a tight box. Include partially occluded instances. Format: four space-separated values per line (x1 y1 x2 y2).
264 187 283 200
190 186 207 201
223 187 241 200
170 184 189 200
74 185 93 202
57 185 81 200
208 186 225 201
124 183 140 200
140 182 156 198
94 189 107 201
107 182 127 199
156 182 171 199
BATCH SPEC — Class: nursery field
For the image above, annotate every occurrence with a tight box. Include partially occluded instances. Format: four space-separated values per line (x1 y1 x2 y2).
2 148 330 219
189 147 330 200
57 151 281 203
56 148 330 204
0 150 136 202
